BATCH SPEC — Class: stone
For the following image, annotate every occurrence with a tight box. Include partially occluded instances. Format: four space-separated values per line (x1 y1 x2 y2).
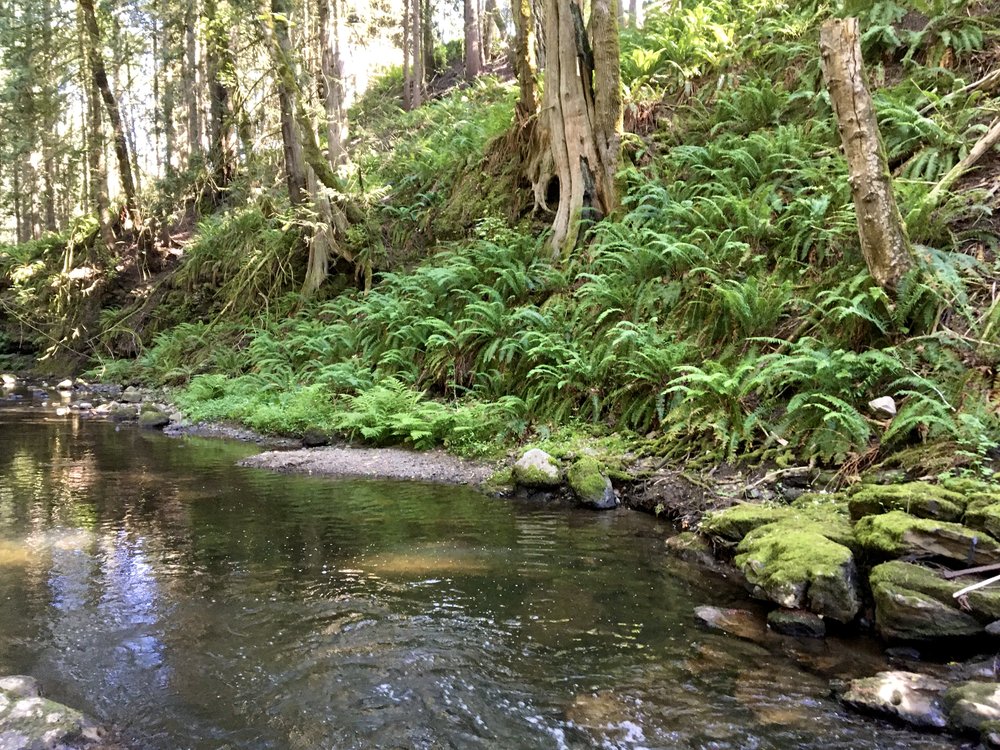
944 682 1000 735
840 670 949 729
120 386 143 404
868 561 1000 640
693 605 768 643
848 482 965 522
666 532 717 568
55 379 74 391
868 396 898 416
734 524 860 622
512 449 561 489
988 621 1000 637
138 409 171 429
766 608 826 638
567 457 617 510
854 511 1000 564
301 429 331 447
1 374 16 387
700 504 789 542
108 403 137 422
0 676 110 749
965 503 1000 540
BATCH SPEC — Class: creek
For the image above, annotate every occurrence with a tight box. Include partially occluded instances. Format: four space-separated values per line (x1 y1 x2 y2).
0 390 959 749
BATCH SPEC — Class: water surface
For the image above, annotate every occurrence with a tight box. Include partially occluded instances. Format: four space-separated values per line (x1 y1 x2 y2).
0 393 959 748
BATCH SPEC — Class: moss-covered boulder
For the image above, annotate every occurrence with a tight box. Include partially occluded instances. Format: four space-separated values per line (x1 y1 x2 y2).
965 503 1000 540
567 457 617 510
512 449 562 489
701 504 790 542
943 682 1000 737
847 482 965 522
868 561 1000 640
854 511 1000 564
0 675 111 748
666 532 717 567
735 524 860 622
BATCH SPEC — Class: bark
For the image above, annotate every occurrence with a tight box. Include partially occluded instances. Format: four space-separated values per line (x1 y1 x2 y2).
412 0 424 107
185 0 203 162
402 0 411 110
820 17 913 291
77 1 112 246
511 0 537 118
160 0 176 174
482 0 500 62
528 0 623 256
628 0 642 29
319 0 347 167
464 0 481 81
205 0 235 185
79 0 137 212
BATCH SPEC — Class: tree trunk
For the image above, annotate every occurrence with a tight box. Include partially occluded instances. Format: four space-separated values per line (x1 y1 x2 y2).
628 0 642 29
528 0 622 257
464 0 481 81
319 0 347 166
402 0 411 110
482 0 500 62
205 0 235 186
185 0 203 162
412 0 424 107
77 1 113 246
511 0 537 118
820 17 913 291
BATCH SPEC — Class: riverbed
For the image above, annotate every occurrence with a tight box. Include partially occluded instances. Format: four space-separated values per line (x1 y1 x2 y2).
0 390 962 748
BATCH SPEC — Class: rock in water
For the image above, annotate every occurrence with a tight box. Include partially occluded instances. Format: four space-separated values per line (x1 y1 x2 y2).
567 457 617 509
854 511 1000 565
138 409 171 429
840 670 949 729
767 609 826 638
734 525 860 622
55 378 74 391
120 386 143 404
944 682 1000 737
0 675 112 748
693 605 769 643
1 374 16 387
512 449 562 489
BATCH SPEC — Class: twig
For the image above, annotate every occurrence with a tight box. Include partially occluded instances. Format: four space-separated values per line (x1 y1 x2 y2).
942 561 1000 580
924 117 1000 209
918 69 1000 116
953 571 1000 598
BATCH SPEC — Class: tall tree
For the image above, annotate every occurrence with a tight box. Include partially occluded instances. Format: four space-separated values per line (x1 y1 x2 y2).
319 0 346 167
204 0 235 185
463 0 481 81
79 0 137 213
820 17 913 291
524 0 623 256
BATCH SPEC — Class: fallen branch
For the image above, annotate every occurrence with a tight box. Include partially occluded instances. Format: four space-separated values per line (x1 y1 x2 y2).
953 571 1000 598
924 117 1000 209
919 69 1000 116
942 561 1000 580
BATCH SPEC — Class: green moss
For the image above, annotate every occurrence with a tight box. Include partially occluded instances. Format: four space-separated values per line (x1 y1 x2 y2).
567 457 609 504
483 467 515 494
854 511 1000 561
735 524 859 622
701 503 789 542
964 502 1000 539
944 682 1000 734
847 482 965 521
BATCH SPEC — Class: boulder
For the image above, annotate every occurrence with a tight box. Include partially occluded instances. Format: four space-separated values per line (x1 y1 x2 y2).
735 524 860 622
965 503 1000 540
693 605 768 643
766 609 826 638
666 532 717 568
119 386 143 404
108 403 137 422
138 409 171 429
839 670 949 729
55 379 74 391
847 482 965 522
868 561 1000 639
700 504 789 542
854 511 1000 564
1 374 16 387
512 449 561 489
0 675 111 749
567 457 617 510
944 682 1000 736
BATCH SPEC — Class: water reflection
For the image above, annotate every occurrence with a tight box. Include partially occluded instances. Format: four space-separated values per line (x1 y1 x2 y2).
0 403 964 749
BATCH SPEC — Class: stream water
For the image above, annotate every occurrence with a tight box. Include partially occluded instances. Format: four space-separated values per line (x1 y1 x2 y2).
0 390 962 749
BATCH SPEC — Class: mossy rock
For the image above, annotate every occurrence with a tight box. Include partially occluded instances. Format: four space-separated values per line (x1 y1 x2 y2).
512 449 562 489
965 503 1000 540
735 524 860 622
941 477 1000 498
943 682 1000 736
701 504 789 542
869 561 1000 640
854 511 1000 564
847 482 965 522
567 457 617 510
666 532 717 568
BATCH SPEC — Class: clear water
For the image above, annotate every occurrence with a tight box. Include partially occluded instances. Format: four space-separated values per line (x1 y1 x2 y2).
0 391 960 749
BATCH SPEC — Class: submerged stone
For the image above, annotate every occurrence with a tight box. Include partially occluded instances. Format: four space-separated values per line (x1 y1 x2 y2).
0 676 111 749
512 449 561 489
854 511 1000 564
138 408 171 429
735 524 860 622
766 608 826 638
847 482 965 522
840 670 949 729
666 532 717 568
567 457 617 510
693 605 768 643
